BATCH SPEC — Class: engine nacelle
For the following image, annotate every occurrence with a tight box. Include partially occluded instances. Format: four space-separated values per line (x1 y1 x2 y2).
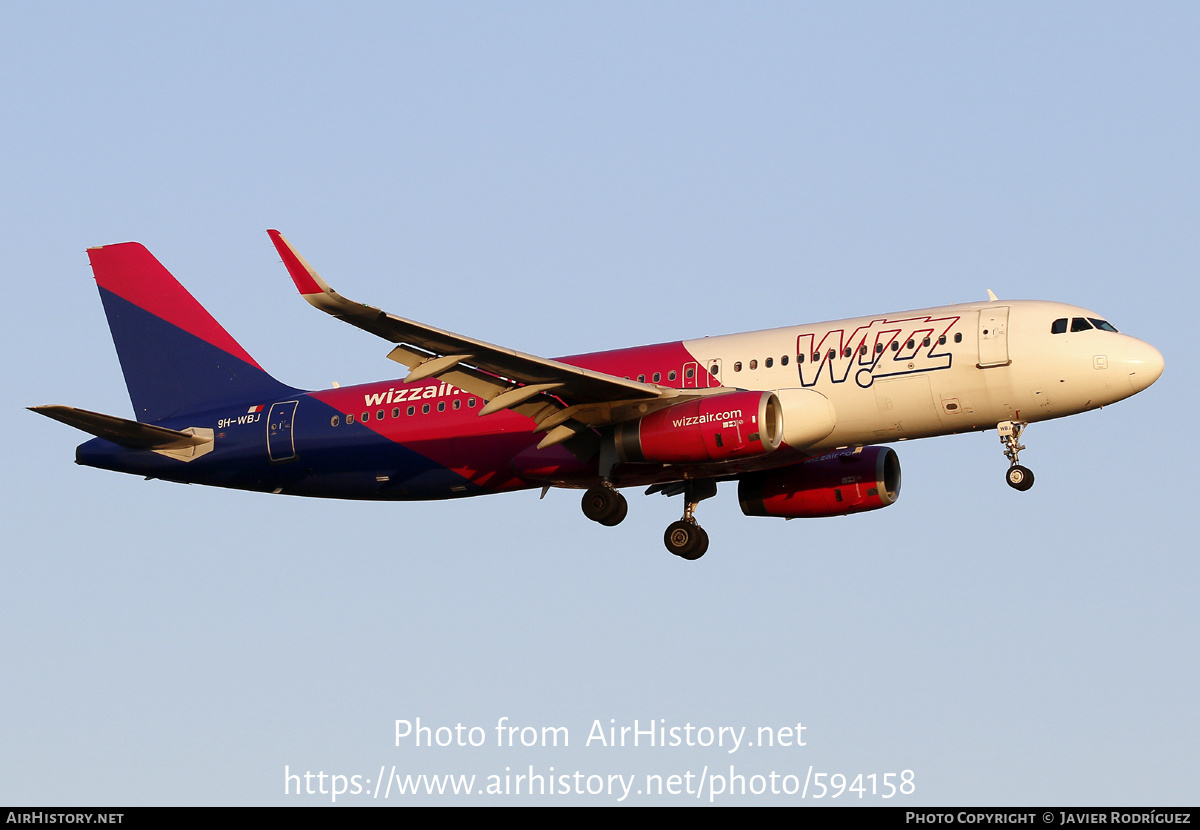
774 387 836 448
614 390 782 464
738 446 901 518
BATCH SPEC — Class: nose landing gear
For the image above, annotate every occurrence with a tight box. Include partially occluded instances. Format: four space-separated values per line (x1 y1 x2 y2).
998 420 1035 491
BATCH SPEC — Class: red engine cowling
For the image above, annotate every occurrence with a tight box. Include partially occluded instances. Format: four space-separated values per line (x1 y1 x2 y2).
738 446 901 518
614 391 782 464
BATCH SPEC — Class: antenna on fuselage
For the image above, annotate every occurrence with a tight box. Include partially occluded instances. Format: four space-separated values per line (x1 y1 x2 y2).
987 289 999 301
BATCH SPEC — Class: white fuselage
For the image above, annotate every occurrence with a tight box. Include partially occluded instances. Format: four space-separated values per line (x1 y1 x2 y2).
680 299 1163 450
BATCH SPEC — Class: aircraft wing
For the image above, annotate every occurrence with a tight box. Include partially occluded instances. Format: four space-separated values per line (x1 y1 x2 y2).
268 231 699 447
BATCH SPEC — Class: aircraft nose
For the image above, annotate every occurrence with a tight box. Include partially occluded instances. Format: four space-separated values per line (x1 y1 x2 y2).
1125 339 1164 392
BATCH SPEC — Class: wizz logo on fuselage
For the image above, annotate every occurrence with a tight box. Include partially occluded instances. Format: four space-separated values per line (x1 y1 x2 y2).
796 315 961 389
671 409 744 428
362 382 462 407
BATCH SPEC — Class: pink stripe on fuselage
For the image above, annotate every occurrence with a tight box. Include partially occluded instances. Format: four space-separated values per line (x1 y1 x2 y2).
558 340 715 386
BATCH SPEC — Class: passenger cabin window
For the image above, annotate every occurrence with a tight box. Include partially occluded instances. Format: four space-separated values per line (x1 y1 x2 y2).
668 370 677 381
954 333 962 343
938 335 947 345
734 362 742 371
653 372 661 383
781 355 789 366
765 357 773 368
710 364 719 375
1071 318 1094 332
686 367 695 379
749 359 758 370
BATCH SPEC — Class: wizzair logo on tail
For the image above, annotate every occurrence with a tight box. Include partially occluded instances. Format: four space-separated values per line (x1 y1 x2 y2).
797 315 961 389
672 409 743 428
363 382 463 407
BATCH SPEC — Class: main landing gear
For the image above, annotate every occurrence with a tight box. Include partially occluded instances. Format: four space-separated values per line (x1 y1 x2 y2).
998 420 1034 492
663 479 717 561
581 484 628 526
580 479 715 561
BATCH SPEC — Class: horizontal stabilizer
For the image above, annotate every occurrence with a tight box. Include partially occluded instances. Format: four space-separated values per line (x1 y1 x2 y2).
29 405 211 450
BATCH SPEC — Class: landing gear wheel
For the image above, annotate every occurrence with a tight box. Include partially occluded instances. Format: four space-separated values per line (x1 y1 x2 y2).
603 495 628 526
582 486 628 526
664 521 708 560
1006 465 1034 491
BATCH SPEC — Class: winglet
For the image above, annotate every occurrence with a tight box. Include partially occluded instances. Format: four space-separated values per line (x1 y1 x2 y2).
268 229 332 298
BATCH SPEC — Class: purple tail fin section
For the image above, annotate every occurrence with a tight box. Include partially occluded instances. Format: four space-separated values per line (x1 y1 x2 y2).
88 242 298 423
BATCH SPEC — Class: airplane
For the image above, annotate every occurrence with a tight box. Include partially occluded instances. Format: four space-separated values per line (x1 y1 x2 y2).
32 231 1165 560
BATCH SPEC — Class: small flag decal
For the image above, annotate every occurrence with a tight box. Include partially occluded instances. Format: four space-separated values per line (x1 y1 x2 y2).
248 405 264 413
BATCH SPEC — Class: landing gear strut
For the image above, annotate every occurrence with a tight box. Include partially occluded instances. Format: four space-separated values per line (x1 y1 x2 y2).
998 420 1034 491
581 484 628 526
663 480 716 560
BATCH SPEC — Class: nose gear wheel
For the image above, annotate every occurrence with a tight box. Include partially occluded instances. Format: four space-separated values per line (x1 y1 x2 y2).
998 421 1035 491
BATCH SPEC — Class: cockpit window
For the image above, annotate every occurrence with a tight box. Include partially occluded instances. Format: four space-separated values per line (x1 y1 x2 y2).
1071 318 1094 332
1088 318 1119 332
1051 318 1067 334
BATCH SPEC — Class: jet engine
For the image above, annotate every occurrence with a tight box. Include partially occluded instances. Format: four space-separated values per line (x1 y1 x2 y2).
614 390 781 464
738 446 901 518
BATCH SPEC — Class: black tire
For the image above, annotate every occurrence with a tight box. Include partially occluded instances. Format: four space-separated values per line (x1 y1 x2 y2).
600 493 628 526
664 520 704 558
582 486 627 525
680 526 709 560
1006 465 1034 491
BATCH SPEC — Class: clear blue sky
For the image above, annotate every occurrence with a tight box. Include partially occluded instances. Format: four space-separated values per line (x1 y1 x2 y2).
3 2 1196 805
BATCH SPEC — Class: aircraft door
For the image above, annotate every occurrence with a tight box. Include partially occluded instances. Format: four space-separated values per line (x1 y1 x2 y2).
707 358 723 387
267 400 299 462
682 362 700 388
978 307 1011 368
